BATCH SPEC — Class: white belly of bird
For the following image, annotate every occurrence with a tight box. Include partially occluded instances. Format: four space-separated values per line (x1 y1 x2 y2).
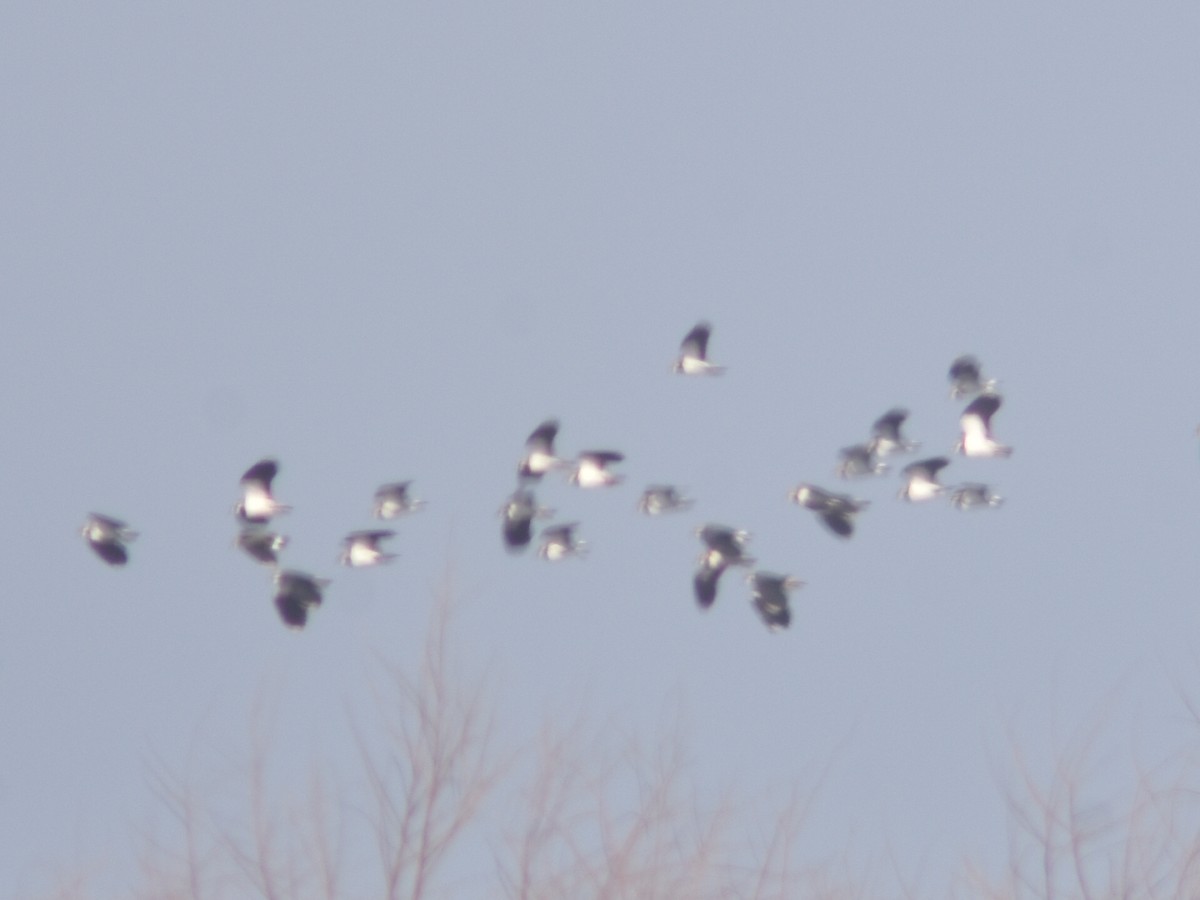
906 479 941 501
574 464 613 488
348 543 381 566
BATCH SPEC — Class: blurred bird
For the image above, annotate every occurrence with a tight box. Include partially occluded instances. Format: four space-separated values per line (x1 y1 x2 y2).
273 570 329 630
950 483 1004 510
789 484 868 538
869 408 918 459
373 481 426 519
957 394 1012 458
748 572 804 632
236 527 287 566
569 451 625 488
693 560 728 610
518 419 566 481
948 355 995 400
82 513 137 566
900 457 951 502
836 443 886 479
340 530 397 567
637 485 694 515
697 524 754 569
500 488 551 552
236 459 290 524
538 523 586 560
673 321 725 375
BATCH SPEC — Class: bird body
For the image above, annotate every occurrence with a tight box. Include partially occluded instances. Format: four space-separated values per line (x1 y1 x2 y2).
236 459 290 523
569 451 625 488
82 513 137 566
749 572 804 631
637 485 694 515
673 322 725 375
538 523 585 560
236 527 288 566
340 530 397 567
948 355 995 399
501 488 551 551
373 481 426 519
869 408 918 458
518 419 566 480
957 394 1012 458
900 457 951 502
273 570 329 629
789 484 868 537
837 444 886 479
950 483 1004 510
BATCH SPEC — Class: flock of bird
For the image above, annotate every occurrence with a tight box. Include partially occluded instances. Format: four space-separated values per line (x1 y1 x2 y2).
80 324 1013 632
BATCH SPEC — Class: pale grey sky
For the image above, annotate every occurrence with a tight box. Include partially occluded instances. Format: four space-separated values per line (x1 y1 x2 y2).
3 2 1200 895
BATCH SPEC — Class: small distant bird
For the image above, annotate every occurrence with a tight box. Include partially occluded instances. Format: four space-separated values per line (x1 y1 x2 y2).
518 419 566 481
957 394 1012 458
500 488 551 552
82 513 137 566
637 485 694 515
373 481 426 519
538 523 586 560
836 444 886 479
273 570 329 630
692 524 753 610
789 484 869 538
950 483 1004 510
948 355 995 400
673 322 725 375
748 572 804 632
696 524 754 569
693 560 728 610
340 530 397 567
899 457 951 502
569 451 625 488
236 527 288 566
236 459 290 524
869 408 918 458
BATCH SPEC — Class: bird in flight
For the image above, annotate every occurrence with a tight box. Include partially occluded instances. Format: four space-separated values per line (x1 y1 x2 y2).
748 572 804 631
956 394 1012 458
373 481 426 519
82 513 137 566
273 570 329 630
673 322 725 375
236 459 290 524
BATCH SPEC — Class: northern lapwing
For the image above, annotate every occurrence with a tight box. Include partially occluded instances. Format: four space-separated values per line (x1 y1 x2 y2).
836 444 886 479
789 484 869 538
518 419 566 481
236 527 288 566
748 572 804 632
236 459 290 524
957 394 1012 458
569 451 625 488
500 488 551 552
899 457 951 502
673 321 725 375
637 485 694 515
697 524 754 570
950 483 1004 510
693 560 728 610
273 570 329 630
373 481 426 519
948 355 995 400
869 408 918 458
538 522 586 560
340 530 397 567
82 513 137 566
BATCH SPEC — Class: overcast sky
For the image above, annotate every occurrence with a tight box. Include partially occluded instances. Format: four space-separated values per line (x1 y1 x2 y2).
4 2 1200 895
